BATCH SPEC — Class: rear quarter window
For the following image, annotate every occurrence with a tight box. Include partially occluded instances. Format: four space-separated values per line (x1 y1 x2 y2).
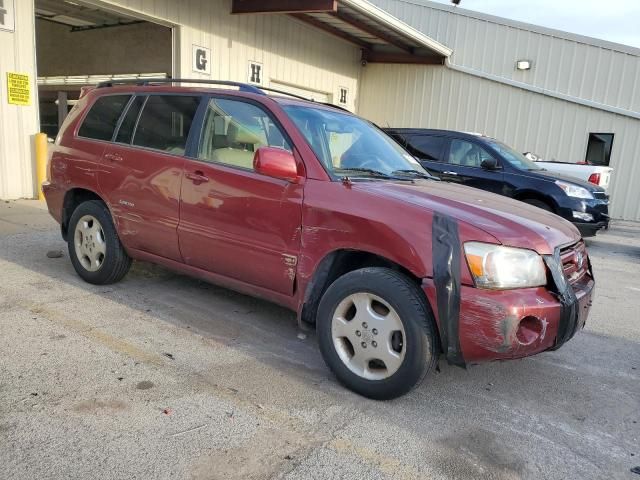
78 95 131 141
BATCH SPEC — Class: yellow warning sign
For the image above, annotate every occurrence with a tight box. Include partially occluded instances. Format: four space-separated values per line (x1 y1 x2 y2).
7 72 30 106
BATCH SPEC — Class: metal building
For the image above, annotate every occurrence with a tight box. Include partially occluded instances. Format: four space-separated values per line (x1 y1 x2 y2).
1 0 639 220
361 0 640 221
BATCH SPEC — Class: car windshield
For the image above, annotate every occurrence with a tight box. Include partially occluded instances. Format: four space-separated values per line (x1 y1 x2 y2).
282 105 428 179
488 140 543 171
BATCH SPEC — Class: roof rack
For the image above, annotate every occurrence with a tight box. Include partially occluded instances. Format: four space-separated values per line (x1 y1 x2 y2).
95 78 352 113
95 78 265 94
259 87 351 113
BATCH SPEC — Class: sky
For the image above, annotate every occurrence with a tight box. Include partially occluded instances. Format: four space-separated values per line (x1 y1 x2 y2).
429 0 640 48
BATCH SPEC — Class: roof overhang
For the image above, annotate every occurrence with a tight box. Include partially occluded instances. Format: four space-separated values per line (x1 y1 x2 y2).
231 0 452 65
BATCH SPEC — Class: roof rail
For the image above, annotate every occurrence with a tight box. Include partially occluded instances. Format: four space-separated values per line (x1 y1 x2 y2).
258 86 311 102
95 78 265 94
95 78 352 113
259 86 352 113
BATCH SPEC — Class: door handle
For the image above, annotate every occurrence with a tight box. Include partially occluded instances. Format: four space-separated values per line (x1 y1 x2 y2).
185 171 210 184
443 171 459 176
105 153 123 162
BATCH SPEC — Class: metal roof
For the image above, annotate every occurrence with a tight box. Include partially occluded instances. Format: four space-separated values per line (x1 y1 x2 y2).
289 0 452 64
35 0 141 31
401 0 640 58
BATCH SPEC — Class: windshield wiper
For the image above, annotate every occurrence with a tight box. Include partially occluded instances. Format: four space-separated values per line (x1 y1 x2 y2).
391 169 436 180
334 168 409 180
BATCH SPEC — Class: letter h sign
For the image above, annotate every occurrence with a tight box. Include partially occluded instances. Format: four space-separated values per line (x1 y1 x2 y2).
248 61 263 85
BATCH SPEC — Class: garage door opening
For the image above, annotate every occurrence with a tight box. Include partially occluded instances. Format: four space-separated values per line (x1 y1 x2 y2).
35 0 173 138
269 80 332 104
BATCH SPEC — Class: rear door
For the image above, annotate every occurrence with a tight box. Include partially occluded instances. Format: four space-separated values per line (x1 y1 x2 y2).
98 94 202 261
177 96 303 296
441 138 505 194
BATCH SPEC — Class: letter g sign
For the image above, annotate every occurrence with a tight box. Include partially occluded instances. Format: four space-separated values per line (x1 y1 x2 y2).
192 45 211 75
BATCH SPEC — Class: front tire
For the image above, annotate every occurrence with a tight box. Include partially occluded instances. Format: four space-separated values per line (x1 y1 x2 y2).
67 200 132 285
317 268 437 400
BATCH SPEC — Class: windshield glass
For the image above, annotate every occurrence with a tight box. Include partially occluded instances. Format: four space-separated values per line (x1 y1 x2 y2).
487 140 543 171
282 105 427 179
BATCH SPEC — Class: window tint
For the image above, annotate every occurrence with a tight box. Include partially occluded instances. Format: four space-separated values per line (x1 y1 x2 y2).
198 98 291 170
447 139 495 168
585 133 614 166
132 95 201 155
78 95 130 141
407 135 445 161
115 96 146 144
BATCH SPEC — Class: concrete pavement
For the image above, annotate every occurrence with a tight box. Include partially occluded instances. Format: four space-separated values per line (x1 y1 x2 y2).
0 200 638 479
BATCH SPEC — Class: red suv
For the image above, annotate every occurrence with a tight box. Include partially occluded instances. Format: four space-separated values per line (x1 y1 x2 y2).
43 80 595 399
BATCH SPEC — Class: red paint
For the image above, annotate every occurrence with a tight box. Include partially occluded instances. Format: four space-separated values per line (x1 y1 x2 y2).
253 147 303 183
43 85 594 365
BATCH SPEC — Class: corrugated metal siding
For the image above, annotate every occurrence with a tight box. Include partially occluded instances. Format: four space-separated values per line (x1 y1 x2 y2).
94 0 361 110
369 0 640 114
0 0 39 199
359 64 640 221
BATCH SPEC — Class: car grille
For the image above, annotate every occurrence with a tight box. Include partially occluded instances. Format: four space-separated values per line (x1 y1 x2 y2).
592 191 609 201
560 241 589 285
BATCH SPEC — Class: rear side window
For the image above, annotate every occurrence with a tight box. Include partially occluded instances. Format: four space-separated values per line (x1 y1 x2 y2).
115 96 146 144
132 95 201 155
407 135 445 161
78 95 131 141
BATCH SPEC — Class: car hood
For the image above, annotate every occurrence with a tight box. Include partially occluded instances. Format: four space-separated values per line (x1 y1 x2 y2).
357 180 580 255
530 169 605 192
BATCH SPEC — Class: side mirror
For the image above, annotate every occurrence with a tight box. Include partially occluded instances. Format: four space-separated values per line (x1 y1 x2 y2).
481 157 499 170
253 147 303 183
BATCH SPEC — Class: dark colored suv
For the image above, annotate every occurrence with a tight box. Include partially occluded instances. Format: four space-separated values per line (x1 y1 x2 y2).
385 129 610 237
43 80 595 399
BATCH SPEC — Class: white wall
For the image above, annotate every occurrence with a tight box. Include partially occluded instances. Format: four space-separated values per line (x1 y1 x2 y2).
0 0 39 199
370 0 640 114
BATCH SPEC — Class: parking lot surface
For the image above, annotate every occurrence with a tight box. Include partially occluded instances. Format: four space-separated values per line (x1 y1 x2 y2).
1 200 638 480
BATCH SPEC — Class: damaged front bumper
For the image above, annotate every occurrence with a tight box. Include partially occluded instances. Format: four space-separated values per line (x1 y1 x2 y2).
422 254 595 365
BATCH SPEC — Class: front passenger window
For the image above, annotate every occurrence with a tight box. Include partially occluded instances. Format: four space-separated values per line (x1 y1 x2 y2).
198 98 291 170
448 139 494 168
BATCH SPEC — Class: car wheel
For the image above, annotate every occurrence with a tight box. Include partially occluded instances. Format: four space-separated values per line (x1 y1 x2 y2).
67 200 132 285
317 267 437 400
523 198 553 212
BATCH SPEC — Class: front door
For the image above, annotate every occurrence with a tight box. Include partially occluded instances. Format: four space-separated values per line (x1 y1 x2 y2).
99 94 202 261
178 96 303 296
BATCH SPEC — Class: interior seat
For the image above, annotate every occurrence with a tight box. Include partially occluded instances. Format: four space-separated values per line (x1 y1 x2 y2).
212 123 265 169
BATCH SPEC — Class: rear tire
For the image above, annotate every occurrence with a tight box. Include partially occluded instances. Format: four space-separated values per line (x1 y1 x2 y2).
67 200 131 285
317 267 437 400
523 198 553 212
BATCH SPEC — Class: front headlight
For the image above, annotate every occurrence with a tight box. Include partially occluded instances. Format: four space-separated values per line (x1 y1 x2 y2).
555 180 593 199
464 242 547 290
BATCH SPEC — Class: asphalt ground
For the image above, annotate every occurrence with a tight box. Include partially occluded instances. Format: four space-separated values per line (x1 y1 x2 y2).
1 199 638 480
